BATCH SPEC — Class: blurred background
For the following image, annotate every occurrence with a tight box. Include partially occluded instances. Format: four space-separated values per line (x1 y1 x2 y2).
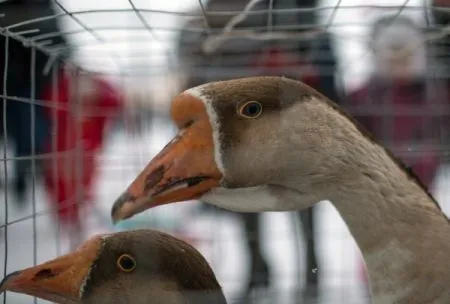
0 0 449 303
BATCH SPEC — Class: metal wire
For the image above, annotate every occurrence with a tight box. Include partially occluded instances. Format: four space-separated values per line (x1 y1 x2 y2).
2 34 9 304
52 0 122 70
51 64 62 257
1 5 447 71
198 0 212 34
0 4 446 75
267 0 274 32
30 46 37 304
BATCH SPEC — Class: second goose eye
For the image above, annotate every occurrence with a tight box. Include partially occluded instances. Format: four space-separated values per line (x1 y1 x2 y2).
117 254 136 272
238 101 263 119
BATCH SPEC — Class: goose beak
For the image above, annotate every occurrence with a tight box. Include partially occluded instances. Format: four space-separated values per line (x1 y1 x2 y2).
111 111 222 224
0 237 102 303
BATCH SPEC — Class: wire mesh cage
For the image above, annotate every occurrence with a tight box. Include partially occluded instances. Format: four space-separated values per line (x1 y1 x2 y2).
0 0 449 303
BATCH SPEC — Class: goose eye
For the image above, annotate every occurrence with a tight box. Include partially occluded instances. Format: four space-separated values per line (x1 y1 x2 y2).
238 101 263 119
117 254 136 272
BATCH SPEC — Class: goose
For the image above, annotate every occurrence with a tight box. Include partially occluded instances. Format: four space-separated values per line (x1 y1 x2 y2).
0 229 226 304
110 76 450 304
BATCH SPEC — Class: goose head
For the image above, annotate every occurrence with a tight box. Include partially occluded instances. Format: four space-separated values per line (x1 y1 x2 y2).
112 76 375 220
0 230 225 304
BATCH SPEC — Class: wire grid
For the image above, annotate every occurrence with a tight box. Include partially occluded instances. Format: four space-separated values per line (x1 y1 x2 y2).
0 0 449 303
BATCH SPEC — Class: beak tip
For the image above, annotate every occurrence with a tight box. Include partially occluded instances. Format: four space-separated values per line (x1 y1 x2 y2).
111 215 122 225
110 208 119 224
0 270 22 293
110 203 132 225
110 192 134 223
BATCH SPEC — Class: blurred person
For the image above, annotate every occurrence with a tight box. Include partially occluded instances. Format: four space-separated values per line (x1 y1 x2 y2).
41 70 125 249
0 0 70 205
0 0 128 249
176 0 343 303
345 14 450 288
347 14 449 188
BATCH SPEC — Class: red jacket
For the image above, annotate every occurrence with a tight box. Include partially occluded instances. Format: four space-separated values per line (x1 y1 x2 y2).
252 47 320 88
42 73 123 152
40 72 123 225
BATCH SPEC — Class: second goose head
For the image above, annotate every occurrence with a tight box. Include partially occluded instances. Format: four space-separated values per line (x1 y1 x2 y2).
0 229 226 304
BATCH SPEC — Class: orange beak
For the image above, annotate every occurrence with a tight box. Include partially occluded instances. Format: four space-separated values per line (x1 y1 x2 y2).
0 237 102 303
111 93 223 223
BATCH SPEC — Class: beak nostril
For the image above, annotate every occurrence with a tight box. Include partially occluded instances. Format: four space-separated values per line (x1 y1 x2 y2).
144 165 165 192
34 269 57 280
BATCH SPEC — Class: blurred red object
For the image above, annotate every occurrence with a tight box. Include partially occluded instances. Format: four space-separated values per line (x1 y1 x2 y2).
433 0 450 6
346 14 450 188
347 81 448 188
41 71 124 232
253 47 320 88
